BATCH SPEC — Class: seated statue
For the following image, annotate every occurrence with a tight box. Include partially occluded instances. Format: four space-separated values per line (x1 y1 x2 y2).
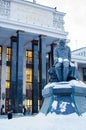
48 39 81 82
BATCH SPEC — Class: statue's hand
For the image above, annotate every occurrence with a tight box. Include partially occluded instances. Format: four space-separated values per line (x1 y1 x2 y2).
63 59 69 62
70 62 75 66
58 57 63 63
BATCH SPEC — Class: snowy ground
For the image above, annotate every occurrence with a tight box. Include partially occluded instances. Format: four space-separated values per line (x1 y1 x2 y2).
0 112 86 130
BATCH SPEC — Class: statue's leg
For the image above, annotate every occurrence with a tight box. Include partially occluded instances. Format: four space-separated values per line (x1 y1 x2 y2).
55 63 62 82
48 66 58 82
72 66 81 80
63 61 70 81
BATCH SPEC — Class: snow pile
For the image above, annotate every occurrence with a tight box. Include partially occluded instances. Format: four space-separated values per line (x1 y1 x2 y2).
44 80 86 89
0 112 86 130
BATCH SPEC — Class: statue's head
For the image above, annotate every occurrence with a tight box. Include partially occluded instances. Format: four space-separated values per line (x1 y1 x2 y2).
59 39 66 46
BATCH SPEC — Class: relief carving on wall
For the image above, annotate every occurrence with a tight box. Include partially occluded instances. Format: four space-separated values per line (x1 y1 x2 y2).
0 0 10 16
53 12 64 30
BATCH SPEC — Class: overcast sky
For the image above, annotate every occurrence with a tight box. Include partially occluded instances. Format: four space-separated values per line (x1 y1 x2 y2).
27 0 86 50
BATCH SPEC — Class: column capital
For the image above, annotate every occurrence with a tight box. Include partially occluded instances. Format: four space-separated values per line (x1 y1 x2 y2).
16 30 25 34
10 36 17 42
51 43 57 47
39 35 46 39
32 39 38 45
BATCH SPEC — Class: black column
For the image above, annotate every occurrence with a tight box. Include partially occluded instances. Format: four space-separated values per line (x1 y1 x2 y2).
50 43 57 66
16 30 24 113
32 40 38 113
10 36 17 112
39 35 46 90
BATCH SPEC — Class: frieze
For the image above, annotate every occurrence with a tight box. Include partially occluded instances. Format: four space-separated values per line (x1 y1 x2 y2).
0 0 66 34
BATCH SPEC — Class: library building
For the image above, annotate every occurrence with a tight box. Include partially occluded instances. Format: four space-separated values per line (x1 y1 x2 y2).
0 0 86 114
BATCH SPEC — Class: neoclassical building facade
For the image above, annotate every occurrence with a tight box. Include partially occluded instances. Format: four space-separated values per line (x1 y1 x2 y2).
0 0 86 114
71 47 86 83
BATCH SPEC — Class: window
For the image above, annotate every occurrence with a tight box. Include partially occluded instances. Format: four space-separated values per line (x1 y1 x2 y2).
6 47 11 61
6 66 10 81
6 81 10 89
6 47 11 108
26 50 32 111
26 50 32 64
26 99 32 111
26 82 32 90
26 68 32 82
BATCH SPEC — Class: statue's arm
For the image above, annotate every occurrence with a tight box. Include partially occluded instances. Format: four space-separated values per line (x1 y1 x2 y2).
68 47 71 61
54 47 63 64
54 47 58 64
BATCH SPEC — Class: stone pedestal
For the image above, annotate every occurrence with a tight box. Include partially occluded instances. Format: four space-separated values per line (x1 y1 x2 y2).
40 81 86 115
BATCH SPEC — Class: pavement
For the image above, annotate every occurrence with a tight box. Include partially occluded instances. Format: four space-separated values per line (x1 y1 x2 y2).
0 113 35 119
